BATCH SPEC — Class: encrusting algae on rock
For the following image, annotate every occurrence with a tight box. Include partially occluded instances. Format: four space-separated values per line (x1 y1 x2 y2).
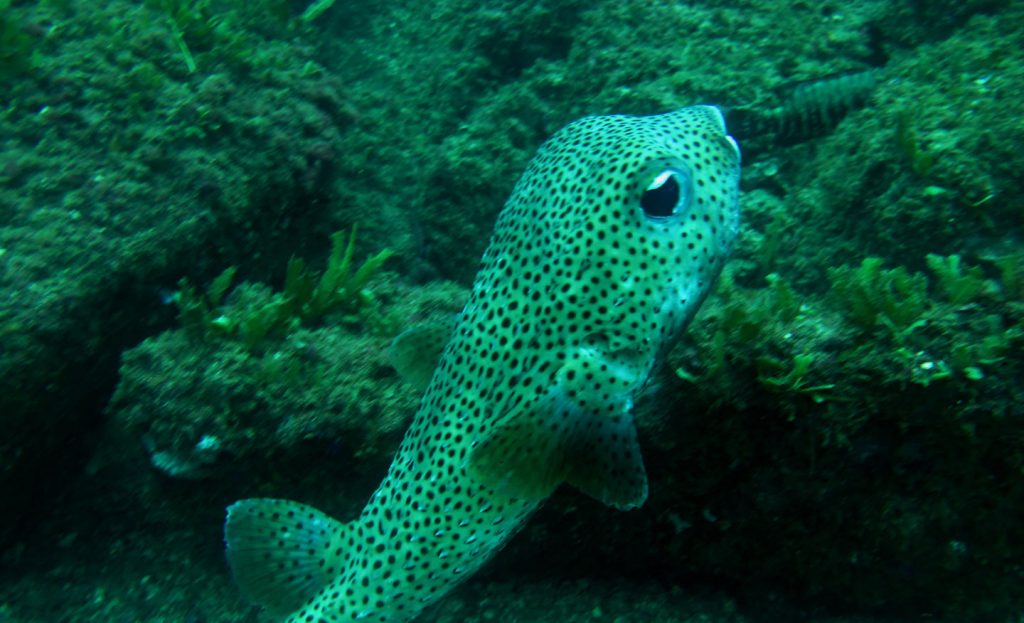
224 105 741 622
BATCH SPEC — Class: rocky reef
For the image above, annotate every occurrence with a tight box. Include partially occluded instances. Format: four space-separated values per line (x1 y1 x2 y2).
0 0 1020 621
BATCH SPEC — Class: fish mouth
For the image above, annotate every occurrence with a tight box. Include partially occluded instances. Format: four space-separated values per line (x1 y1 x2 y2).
702 105 742 163
724 134 741 162
706 104 728 133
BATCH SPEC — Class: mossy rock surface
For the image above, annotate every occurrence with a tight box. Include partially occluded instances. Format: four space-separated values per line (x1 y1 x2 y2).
0 0 351 544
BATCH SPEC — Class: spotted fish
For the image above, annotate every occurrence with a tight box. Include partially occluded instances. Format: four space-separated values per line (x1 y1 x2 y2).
225 105 741 622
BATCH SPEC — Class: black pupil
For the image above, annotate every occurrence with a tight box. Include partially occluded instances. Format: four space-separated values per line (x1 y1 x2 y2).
640 174 680 217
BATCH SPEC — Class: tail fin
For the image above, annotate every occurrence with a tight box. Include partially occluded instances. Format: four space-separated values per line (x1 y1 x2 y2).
225 498 351 616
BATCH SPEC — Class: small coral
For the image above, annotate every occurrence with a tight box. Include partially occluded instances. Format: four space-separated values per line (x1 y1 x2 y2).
143 433 222 478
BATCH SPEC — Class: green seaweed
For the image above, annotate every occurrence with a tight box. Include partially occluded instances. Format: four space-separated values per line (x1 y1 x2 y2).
145 0 216 71
174 228 393 349
758 214 784 275
895 347 953 387
896 110 935 177
233 293 294 347
174 266 238 338
925 253 989 305
948 313 1014 381
287 226 396 323
765 272 800 323
757 352 835 405
300 0 336 22
143 0 297 73
711 271 803 344
677 271 807 389
993 251 1024 301
676 329 726 384
827 257 929 336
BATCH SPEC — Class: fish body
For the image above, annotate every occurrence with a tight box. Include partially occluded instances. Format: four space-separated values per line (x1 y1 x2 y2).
225 105 741 622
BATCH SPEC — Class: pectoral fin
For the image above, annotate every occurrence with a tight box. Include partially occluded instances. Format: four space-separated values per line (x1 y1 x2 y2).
468 388 648 510
388 321 453 391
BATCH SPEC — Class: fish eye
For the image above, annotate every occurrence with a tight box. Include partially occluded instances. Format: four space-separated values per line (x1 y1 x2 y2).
640 167 691 219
